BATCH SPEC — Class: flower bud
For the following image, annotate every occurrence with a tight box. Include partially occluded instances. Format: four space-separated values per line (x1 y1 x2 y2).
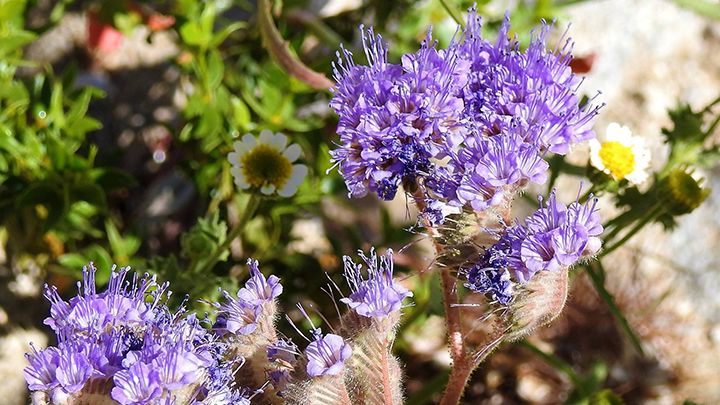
657 168 710 216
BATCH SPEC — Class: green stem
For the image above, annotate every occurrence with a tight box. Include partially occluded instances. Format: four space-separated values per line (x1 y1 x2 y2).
195 193 261 274
600 205 663 258
438 0 465 27
585 262 645 355
518 341 581 386
705 111 720 137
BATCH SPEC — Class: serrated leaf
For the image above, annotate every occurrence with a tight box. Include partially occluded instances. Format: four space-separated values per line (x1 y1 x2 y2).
662 103 705 145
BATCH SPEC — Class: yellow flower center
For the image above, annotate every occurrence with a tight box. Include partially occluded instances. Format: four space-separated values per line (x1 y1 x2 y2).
240 144 293 188
598 141 635 180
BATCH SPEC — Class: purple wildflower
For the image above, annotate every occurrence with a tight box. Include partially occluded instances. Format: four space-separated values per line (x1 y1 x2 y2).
212 289 261 335
111 362 163 405
267 338 298 364
330 8 600 224
24 345 60 391
25 264 242 404
340 248 413 318
237 259 283 306
209 259 282 336
464 188 602 299
305 333 352 377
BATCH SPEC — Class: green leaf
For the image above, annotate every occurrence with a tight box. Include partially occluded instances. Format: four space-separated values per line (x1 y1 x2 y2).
16 182 62 208
0 0 27 21
105 219 126 259
231 96 252 130
667 0 720 20
46 136 68 171
58 253 90 270
66 116 103 137
83 244 113 284
209 21 245 48
90 167 138 191
206 49 225 90
588 390 625 405
71 183 107 208
113 11 143 36
662 104 706 173
0 30 36 56
179 21 208 47
49 81 66 128
16 181 68 230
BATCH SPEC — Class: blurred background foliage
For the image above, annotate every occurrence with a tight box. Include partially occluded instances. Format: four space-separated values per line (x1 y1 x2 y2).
1 0 719 404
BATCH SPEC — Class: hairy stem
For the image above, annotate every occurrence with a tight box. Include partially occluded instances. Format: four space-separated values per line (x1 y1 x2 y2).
381 336 394 405
440 266 465 365
440 325 505 405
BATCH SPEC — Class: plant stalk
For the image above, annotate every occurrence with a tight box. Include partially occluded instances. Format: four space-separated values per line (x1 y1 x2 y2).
195 193 261 274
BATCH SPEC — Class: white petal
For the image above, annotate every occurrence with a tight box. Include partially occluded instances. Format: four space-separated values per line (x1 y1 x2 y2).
228 152 240 165
283 144 302 162
626 169 649 185
242 133 258 149
233 140 250 156
260 184 276 195
277 185 298 197
588 139 605 171
271 133 288 151
231 168 251 189
235 176 250 190
259 130 274 145
288 164 308 185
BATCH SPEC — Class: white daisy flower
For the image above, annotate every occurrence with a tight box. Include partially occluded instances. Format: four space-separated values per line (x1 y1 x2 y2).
228 130 308 197
589 123 651 185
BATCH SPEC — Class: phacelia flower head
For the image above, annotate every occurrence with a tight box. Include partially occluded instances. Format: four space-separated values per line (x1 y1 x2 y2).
229 130 308 196
292 304 352 378
464 189 603 304
25 264 241 405
209 259 282 337
340 248 413 318
330 8 601 225
589 122 651 184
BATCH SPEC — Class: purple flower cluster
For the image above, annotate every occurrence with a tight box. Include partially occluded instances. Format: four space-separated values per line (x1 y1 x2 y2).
340 248 413 318
330 8 600 224
210 259 283 336
465 190 603 303
24 264 243 405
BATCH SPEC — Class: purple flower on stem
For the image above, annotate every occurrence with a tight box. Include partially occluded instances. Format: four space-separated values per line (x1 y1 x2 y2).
237 259 283 306
24 345 60 391
305 334 352 377
26 264 242 403
340 248 413 318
